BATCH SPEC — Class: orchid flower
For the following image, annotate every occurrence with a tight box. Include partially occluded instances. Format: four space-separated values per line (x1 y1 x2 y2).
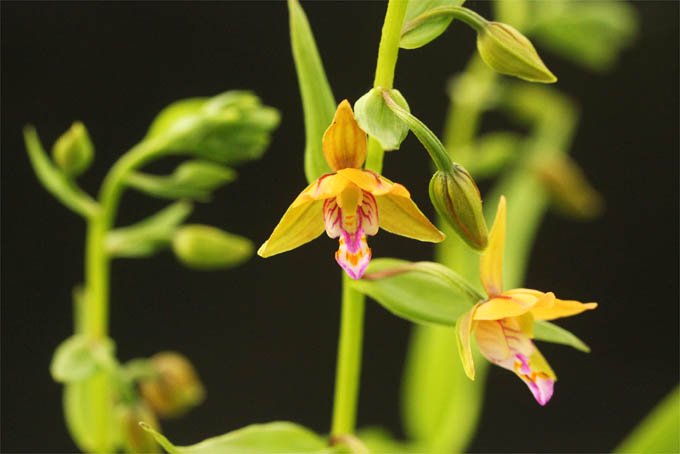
258 100 444 279
457 196 597 405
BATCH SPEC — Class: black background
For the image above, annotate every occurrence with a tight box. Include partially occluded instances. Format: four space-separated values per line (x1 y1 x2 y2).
2 1 678 453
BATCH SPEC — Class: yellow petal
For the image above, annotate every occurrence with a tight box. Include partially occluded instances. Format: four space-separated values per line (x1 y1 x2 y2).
530 297 598 321
322 100 367 171
257 197 325 257
473 293 540 321
480 195 507 296
456 304 481 380
377 191 445 242
292 173 349 208
335 168 409 197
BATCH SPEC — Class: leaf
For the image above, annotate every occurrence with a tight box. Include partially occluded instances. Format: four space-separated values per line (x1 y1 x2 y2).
126 160 236 202
357 427 421 453
288 0 335 183
533 320 591 353
142 421 333 454
400 0 466 50
616 385 680 453
354 89 409 151
106 201 193 258
50 335 115 383
146 91 280 165
23 126 99 218
350 259 479 326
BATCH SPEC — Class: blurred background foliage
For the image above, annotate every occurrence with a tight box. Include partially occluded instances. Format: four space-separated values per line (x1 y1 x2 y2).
2 1 678 452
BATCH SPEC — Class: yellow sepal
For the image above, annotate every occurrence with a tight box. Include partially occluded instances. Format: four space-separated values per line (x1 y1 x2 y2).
257 197 325 257
480 195 507 296
377 192 445 243
530 298 598 321
456 304 481 380
322 100 367 171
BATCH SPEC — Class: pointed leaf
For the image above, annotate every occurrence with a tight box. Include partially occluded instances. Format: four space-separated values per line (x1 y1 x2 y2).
400 0 466 50
533 320 591 353
106 201 193 258
126 161 236 202
288 0 335 182
616 385 680 453
142 421 333 454
350 259 479 326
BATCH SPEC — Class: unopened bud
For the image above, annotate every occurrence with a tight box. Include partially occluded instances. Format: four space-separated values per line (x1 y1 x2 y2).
429 165 488 250
139 352 205 418
535 156 603 219
477 22 557 83
117 403 160 453
52 122 94 177
172 225 253 270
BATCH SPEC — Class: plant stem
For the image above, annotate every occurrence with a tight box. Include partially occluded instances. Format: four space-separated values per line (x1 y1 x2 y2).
331 274 365 437
80 138 165 452
330 0 408 438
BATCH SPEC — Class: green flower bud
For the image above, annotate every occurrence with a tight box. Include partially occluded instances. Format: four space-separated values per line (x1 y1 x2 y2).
51 122 94 177
429 165 488 250
172 225 253 270
477 21 557 83
117 403 160 453
146 91 280 165
139 352 205 419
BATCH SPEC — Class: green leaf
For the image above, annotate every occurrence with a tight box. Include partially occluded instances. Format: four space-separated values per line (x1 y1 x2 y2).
531 0 638 72
354 88 409 151
50 335 115 383
142 421 333 454
533 320 591 353
126 160 236 202
146 91 280 165
106 201 193 258
357 427 420 453
23 126 99 218
288 0 335 183
350 259 480 326
400 0 465 50
172 225 253 270
617 385 680 453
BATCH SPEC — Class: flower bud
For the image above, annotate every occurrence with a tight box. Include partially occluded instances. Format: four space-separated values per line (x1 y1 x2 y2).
535 156 603 220
139 352 205 418
477 22 557 83
51 122 94 177
429 165 488 250
172 224 253 270
117 403 160 453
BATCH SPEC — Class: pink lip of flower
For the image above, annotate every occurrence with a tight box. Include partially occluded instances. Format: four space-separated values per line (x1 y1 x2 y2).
257 100 445 279
456 196 597 406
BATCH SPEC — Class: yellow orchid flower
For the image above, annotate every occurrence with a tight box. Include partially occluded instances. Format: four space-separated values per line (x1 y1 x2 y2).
457 196 597 405
258 100 444 279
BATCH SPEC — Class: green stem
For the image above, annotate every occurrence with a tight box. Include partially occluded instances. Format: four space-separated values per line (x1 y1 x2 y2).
80 138 166 452
331 0 408 439
373 0 408 90
331 274 365 437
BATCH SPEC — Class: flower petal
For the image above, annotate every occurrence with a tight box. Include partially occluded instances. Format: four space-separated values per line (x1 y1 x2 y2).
515 348 557 406
376 192 445 242
456 304 481 380
292 173 349 208
530 297 598 321
480 195 507 296
323 189 378 238
322 100 367 171
335 231 371 279
335 168 405 196
473 290 549 321
257 198 325 257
